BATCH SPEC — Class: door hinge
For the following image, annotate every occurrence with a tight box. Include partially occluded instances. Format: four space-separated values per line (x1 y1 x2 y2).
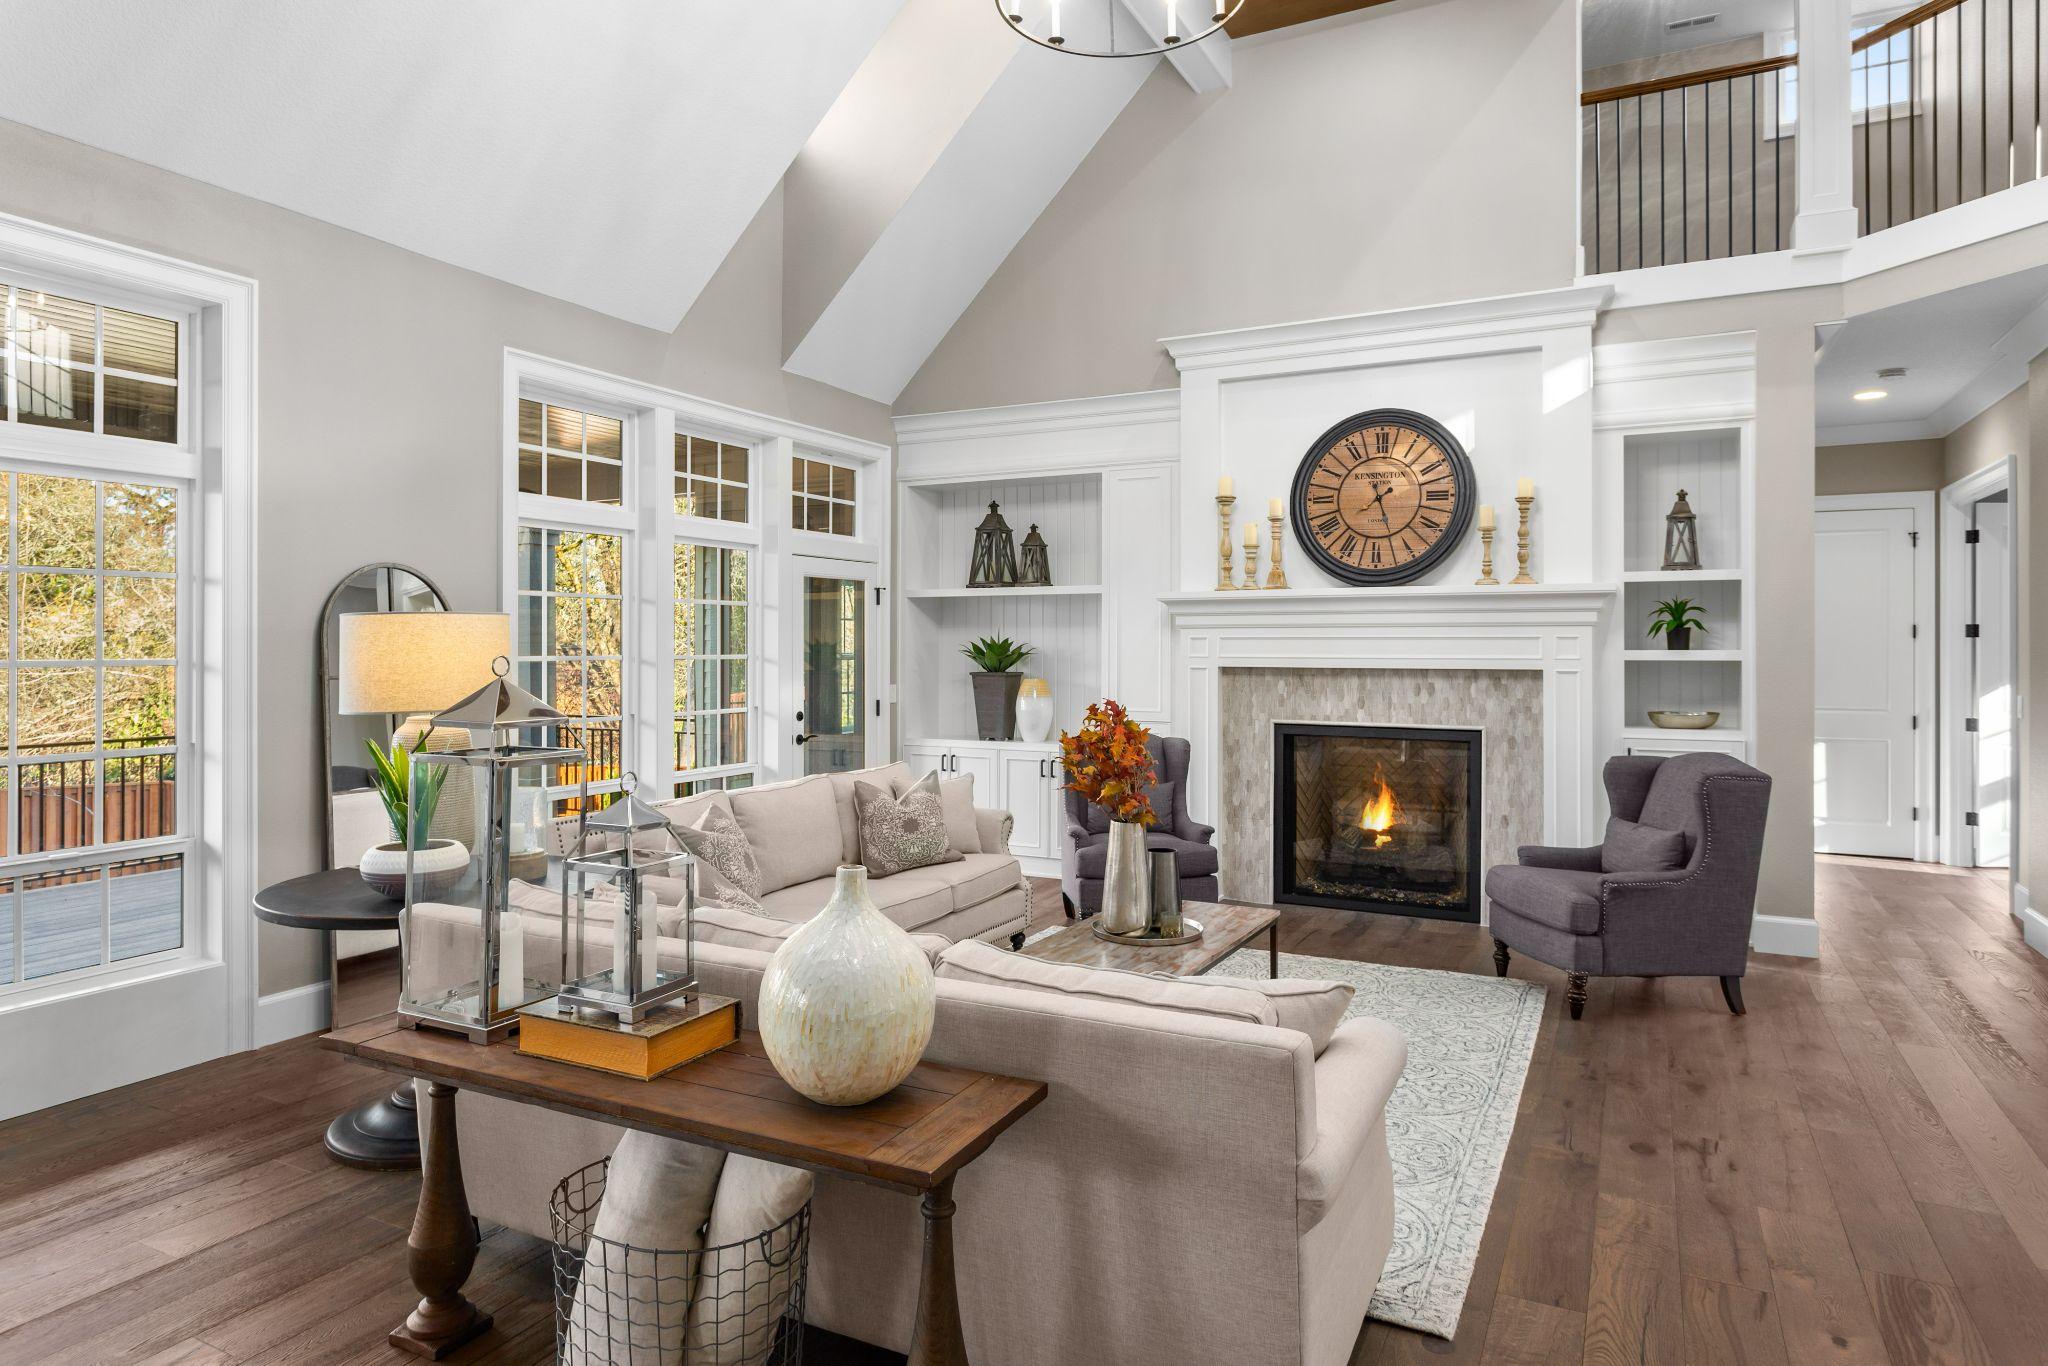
1966 716 1980 732
1965 528 1981 544
1910 529 1921 546
1965 623 1981 638
1965 811 1980 827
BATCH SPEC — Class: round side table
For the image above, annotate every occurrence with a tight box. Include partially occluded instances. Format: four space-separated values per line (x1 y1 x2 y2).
253 868 419 1170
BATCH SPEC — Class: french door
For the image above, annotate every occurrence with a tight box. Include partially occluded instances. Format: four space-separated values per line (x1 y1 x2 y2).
788 558 880 777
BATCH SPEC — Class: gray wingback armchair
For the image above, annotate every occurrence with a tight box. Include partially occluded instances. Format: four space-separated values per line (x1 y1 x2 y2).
1060 735 1220 917
1488 752 1772 1019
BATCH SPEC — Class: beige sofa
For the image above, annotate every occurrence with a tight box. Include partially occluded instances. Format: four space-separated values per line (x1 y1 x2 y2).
550 762 1031 947
434 934 1407 1366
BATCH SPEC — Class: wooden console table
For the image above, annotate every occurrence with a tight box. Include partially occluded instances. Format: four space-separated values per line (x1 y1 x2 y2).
323 1015 1046 1365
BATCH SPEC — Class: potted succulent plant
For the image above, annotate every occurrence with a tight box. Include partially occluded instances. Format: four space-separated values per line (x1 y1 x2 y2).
1059 700 1157 934
1647 597 1707 651
357 734 468 901
960 635 1034 741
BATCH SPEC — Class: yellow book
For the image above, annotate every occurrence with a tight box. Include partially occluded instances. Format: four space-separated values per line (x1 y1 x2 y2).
517 994 740 1081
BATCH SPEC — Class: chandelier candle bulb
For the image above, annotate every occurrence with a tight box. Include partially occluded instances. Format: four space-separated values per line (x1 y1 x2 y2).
1049 0 1062 42
1165 0 1177 42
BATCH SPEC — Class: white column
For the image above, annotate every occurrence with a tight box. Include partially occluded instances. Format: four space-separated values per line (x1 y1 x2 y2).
1794 0 1859 251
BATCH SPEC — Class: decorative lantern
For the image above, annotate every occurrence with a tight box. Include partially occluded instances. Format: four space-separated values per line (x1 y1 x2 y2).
1016 523 1052 586
1661 489 1701 571
553 774 698 1022
398 657 585 1043
966 501 1020 587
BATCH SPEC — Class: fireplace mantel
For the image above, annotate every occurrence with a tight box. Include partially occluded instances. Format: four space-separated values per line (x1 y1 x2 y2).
1164 584 1613 858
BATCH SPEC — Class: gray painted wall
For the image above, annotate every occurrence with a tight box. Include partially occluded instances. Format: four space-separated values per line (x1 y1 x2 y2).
1816 439 1945 494
0 117 891 997
894 0 1582 414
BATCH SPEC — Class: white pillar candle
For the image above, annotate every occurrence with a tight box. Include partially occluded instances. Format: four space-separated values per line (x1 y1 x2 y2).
1242 520 1258 549
500 908 524 1000
1269 497 1284 519
1517 477 1535 500
640 899 662 988
611 895 633 992
1217 474 1233 498
1478 504 1496 530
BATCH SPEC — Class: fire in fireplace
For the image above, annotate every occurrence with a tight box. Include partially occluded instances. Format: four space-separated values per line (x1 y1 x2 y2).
1272 722 1483 922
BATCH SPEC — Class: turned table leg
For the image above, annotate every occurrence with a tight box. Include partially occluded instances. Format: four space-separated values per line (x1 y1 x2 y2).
389 1080 492 1359
907 1174 969 1366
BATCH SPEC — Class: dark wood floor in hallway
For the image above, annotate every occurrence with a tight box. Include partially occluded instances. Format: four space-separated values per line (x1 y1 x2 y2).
1 858 2042 1365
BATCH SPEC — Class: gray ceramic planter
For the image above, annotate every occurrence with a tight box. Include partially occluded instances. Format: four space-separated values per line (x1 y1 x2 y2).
970 671 1024 741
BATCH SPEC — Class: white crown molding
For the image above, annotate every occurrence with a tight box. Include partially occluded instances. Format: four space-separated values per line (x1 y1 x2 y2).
892 388 1179 446
1816 417 1944 445
1592 332 1758 386
1160 285 1615 372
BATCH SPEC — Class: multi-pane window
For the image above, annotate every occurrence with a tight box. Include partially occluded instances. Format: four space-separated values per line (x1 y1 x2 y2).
1851 25 1911 118
514 526 624 808
3 284 179 443
791 455 856 537
0 471 183 988
516 398 624 506
675 431 750 523
674 544 750 785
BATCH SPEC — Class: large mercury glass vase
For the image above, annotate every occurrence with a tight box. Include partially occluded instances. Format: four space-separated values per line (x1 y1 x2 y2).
758 865 936 1106
1098 818 1152 934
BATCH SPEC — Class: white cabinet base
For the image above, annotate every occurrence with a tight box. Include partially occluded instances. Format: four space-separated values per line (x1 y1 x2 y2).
902 739 1062 878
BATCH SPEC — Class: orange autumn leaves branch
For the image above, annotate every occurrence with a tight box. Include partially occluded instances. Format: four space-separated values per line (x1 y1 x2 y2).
1058 699 1157 828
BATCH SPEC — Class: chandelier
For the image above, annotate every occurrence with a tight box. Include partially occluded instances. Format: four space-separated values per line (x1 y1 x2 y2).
998 0 1246 58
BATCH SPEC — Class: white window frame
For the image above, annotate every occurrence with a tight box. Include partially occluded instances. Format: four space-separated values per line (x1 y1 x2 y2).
501 351 890 798
0 212 257 1112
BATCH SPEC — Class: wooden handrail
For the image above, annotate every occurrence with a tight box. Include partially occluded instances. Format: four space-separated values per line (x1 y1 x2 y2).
1582 54 1796 107
1583 0 1967 108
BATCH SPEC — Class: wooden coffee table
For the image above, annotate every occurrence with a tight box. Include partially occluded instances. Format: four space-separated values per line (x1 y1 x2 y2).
1021 901 1280 978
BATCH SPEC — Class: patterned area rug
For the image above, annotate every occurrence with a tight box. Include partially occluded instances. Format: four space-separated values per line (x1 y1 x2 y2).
1208 949 1545 1339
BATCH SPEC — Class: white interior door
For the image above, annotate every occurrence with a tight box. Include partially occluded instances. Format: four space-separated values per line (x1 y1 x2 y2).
1814 507 1918 857
1971 499 2014 867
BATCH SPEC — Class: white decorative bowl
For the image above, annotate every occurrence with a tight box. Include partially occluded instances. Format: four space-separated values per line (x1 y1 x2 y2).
359 838 468 901
1646 710 1721 730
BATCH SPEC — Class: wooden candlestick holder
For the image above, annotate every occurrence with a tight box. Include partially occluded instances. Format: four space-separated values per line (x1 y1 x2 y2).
1241 528 1260 590
1215 495 1237 590
1511 495 1536 584
1475 525 1499 585
1265 514 1289 589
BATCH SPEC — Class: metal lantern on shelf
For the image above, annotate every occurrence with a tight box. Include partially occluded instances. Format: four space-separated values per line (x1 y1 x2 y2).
966 501 1020 587
1661 489 1701 571
554 773 698 1022
1016 523 1052 587
398 657 585 1043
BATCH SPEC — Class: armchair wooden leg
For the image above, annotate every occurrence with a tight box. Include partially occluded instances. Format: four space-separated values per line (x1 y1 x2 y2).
1009 932 1025 951
1491 938 1510 978
1720 975 1746 1016
1566 973 1588 1020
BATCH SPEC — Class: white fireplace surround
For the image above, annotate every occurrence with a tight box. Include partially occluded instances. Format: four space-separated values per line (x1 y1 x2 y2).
1163 585 1611 863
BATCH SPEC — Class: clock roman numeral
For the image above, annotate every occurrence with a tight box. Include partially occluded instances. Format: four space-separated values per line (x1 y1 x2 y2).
1424 488 1452 502
1415 458 1446 478
1368 539 1384 567
1373 429 1392 455
1308 491 1336 506
1314 513 1343 536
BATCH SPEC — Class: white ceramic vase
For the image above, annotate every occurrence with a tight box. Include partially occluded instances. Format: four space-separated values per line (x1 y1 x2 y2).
1013 679 1054 744
758 865 936 1106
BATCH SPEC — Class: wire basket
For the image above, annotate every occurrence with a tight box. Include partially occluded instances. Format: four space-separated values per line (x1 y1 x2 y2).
551 1157 810 1365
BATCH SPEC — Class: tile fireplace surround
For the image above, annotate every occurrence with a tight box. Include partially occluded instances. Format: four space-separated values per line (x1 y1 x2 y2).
1164 585 1608 909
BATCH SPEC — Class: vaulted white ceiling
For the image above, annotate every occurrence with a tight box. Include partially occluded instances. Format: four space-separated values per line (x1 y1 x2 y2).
0 0 907 330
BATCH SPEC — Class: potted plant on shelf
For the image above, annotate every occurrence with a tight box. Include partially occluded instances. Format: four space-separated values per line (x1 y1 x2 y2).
357 735 467 901
1647 597 1707 651
1059 700 1157 934
960 635 1034 741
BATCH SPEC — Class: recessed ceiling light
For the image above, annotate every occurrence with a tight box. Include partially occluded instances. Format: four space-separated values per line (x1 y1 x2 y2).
1854 366 1903 401
1853 388 1888 401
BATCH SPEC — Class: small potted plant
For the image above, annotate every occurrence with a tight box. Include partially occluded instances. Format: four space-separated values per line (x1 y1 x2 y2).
1059 700 1157 934
357 735 467 900
1647 597 1707 651
960 636 1034 741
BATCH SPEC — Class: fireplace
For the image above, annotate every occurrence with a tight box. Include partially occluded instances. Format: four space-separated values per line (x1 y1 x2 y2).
1272 722 1483 922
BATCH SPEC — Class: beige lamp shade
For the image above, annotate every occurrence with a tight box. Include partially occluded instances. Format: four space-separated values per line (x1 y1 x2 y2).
338 612 512 716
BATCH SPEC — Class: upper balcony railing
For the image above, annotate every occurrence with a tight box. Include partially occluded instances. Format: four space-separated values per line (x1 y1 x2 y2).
1583 0 2042 273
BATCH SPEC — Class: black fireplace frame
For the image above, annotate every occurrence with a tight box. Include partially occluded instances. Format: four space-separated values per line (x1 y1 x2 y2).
1271 721 1485 923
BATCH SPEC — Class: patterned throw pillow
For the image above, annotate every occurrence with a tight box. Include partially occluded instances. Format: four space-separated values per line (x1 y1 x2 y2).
854 771 965 877
671 802 765 913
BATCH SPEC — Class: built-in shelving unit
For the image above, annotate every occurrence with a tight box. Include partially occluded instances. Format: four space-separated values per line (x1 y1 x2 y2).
1622 649 1743 663
901 584 1103 601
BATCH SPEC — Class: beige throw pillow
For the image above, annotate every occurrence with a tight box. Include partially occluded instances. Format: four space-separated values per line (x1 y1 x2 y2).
565 1130 726 1365
1223 977 1356 1055
854 771 963 877
936 940 1278 1028
670 803 764 913
684 1155 815 1363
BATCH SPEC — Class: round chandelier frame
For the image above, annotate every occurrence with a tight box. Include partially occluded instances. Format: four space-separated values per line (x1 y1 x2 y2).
996 0 1248 59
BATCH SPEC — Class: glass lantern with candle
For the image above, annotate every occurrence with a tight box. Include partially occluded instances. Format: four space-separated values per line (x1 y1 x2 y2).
554 774 698 1022
397 658 585 1043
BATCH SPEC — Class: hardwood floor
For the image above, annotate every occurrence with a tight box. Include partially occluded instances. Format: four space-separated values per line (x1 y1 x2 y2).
2 859 2042 1365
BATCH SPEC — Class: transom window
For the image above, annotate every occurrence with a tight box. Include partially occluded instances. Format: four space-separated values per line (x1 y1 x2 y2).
673 544 751 792
0 470 184 989
514 526 624 811
791 454 856 537
516 398 624 506
4 284 180 443
675 431 751 523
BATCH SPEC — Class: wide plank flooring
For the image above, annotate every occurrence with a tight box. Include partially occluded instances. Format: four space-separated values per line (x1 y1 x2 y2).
2 858 2042 1365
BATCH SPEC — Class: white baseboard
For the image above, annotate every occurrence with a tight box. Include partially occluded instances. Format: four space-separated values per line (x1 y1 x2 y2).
1751 913 1821 959
2017 884 2048 958
255 980 330 1048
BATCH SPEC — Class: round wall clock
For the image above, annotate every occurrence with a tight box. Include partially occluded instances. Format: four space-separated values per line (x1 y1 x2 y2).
1288 408 1476 586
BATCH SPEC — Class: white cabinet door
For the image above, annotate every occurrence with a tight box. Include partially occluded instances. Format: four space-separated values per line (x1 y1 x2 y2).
998 749 1059 863
900 741 948 782
1814 507 1918 857
947 744 999 798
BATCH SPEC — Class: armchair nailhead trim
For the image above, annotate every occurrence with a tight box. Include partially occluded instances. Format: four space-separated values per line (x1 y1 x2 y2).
1596 772 1769 933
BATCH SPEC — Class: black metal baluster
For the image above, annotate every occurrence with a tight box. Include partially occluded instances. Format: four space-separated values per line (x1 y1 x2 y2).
1936 8 1942 212
2012 0 2019 190
1887 39 1897 228
1637 93 1645 269
1864 53 1873 234
1683 84 1690 260
1776 69 1784 248
1661 89 1669 265
1984 0 1991 199
1725 79 1734 258
1593 102 1602 273
1751 74 1759 253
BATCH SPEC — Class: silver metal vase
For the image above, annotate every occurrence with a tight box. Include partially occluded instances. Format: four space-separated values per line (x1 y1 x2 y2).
1099 819 1151 934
